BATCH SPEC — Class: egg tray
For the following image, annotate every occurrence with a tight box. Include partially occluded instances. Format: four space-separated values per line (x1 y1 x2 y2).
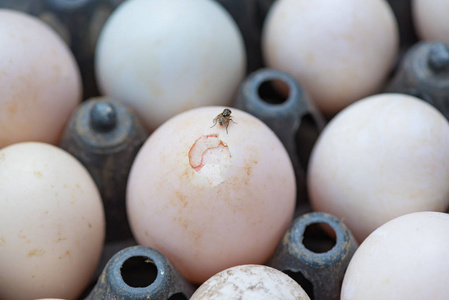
78 209 358 300
2 0 446 299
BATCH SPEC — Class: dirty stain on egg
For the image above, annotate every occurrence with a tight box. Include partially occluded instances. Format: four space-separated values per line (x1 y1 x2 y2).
127 106 296 283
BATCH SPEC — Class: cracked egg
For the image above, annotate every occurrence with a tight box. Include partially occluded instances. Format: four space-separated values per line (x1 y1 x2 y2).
126 106 296 283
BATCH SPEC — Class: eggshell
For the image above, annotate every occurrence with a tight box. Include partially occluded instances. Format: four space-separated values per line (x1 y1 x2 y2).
0 142 105 300
127 106 296 283
413 0 449 44
308 94 449 242
95 0 246 131
341 212 449 300
262 0 398 116
191 264 310 300
0 9 82 149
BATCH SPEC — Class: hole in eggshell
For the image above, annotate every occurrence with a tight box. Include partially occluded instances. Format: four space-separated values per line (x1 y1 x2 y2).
257 79 290 104
284 270 315 300
302 222 336 253
188 134 230 172
121 256 158 288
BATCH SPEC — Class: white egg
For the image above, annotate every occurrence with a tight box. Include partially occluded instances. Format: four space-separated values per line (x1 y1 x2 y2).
262 0 398 116
308 93 449 242
413 0 449 44
191 264 310 300
127 106 296 283
0 142 105 300
95 0 246 131
0 9 82 149
341 212 449 300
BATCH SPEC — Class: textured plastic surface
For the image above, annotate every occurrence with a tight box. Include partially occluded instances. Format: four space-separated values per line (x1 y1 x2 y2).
86 246 195 300
268 212 358 300
60 98 148 242
386 41 449 119
234 68 325 204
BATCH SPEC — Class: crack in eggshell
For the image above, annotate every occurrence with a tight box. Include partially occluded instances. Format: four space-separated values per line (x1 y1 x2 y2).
188 134 232 186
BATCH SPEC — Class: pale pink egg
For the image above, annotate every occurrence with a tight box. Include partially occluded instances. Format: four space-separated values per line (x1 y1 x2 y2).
127 107 296 283
308 94 449 242
262 0 398 116
0 10 81 149
342 212 449 299
413 0 449 44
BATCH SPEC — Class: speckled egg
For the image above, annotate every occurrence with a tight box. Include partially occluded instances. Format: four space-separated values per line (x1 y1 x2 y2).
0 9 82 149
0 142 105 300
191 264 310 300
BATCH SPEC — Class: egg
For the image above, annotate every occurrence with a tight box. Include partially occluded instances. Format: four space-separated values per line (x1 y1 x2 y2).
0 9 82 149
308 93 449 242
0 142 105 300
413 0 449 44
126 106 296 283
262 0 398 116
341 211 449 299
95 0 246 131
191 264 310 300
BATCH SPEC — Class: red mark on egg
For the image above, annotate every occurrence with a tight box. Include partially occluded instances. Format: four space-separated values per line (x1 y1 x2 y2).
189 134 229 172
